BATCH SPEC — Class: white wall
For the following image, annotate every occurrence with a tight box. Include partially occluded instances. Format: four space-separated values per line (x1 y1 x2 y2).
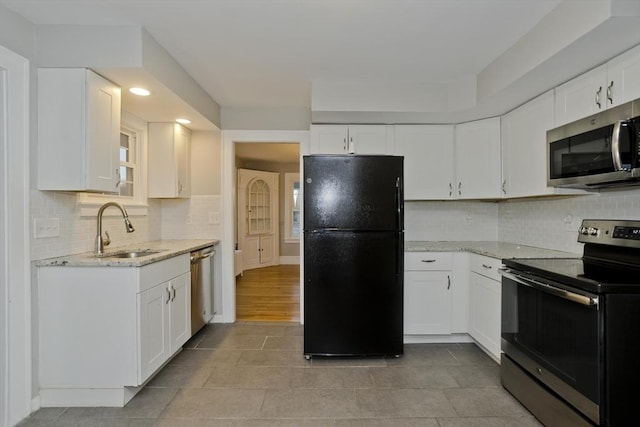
191 130 222 195
221 107 310 130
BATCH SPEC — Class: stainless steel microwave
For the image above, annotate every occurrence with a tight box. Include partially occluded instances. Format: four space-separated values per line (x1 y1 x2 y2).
547 98 640 188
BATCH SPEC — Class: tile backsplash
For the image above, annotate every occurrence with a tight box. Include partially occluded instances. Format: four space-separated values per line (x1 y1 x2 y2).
30 191 220 261
499 188 640 254
159 195 222 240
31 186 640 261
407 187 640 255
405 201 499 241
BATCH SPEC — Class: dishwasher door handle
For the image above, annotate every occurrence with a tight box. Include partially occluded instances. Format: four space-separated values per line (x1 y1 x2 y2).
191 250 215 263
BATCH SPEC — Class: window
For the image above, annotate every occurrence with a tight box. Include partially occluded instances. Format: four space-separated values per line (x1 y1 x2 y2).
284 173 300 243
118 130 136 197
77 112 148 216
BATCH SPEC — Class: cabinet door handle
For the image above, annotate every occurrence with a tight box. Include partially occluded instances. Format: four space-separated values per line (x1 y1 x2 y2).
595 86 602 109
421 259 436 263
165 287 171 304
343 138 347 151
172 287 176 301
447 275 451 290
607 80 614 104
449 182 453 196
458 182 462 196
502 180 507 195
115 168 121 188
482 264 493 269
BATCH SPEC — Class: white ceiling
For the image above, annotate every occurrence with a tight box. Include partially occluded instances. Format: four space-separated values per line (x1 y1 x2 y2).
1 0 563 112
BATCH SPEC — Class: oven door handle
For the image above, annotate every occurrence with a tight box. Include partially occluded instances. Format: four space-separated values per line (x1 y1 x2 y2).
499 268 599 308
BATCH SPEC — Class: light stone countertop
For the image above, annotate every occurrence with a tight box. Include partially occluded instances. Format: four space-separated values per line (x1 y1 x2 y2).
405 241 580 260
35 239 219 267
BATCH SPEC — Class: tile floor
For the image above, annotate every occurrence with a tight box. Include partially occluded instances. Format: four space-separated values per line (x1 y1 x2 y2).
19 322 541 426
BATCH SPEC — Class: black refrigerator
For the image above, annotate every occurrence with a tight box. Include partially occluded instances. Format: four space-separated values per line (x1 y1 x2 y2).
303 155 404 358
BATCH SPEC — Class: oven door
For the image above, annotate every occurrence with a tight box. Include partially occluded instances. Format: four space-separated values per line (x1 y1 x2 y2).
500 269 601 425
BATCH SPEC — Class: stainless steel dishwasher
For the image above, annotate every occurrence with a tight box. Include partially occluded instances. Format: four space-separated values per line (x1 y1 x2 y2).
190 246 215 335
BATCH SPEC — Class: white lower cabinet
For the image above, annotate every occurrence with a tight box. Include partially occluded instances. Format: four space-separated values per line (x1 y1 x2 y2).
37 254 191 407
468 254 503 362
138 271 190 382
244 234 275 269
404 253 453 335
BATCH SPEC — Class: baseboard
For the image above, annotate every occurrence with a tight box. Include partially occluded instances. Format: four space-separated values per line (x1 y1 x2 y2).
211 314 225 323
403 333 474 344
31 395 41 412
279 256 300 265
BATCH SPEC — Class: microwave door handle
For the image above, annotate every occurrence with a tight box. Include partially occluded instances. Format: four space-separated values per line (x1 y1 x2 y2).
611 120 625 172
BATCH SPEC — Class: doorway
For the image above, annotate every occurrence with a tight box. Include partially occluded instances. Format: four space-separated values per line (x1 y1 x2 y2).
232 140 302 322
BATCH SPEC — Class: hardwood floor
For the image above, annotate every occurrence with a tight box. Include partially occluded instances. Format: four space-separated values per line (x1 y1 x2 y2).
236 264 300 322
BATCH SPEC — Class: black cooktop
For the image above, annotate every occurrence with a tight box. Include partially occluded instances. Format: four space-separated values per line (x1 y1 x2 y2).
502 257 640 294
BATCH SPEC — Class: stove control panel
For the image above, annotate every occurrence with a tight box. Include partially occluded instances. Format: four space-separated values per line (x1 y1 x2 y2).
579 219 640 248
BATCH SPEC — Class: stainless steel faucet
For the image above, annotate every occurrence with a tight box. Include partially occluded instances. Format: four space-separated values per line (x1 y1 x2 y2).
95 202 135 255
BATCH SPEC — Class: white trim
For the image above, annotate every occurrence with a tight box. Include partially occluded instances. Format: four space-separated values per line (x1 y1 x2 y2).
222 130 309 324
403 333 474 344
0 45 32 427
279 256 300 265
283 172 300 243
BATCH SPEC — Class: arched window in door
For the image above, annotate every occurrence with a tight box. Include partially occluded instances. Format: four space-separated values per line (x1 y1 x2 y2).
247 178 272 234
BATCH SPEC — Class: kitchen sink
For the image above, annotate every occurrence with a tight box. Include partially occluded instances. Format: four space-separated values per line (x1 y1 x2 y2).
92 249 166 259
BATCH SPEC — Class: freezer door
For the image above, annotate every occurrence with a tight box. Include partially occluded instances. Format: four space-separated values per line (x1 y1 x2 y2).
303 155 403 231
303 230 404 357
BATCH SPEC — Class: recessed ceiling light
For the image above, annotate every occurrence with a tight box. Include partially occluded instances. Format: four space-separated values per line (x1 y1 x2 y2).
176 118 191 125
129 87 150 96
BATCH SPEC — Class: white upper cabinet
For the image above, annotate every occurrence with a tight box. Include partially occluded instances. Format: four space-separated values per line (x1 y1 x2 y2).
37 68 121 192
555 45 640 126
148 123 191 198
310 125 392 154
454 117 502 199
394 125 454 200
502 90 555 198
394 120 501 200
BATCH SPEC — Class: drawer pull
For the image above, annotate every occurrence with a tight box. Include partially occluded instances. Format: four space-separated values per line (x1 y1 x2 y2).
421 259 436 263
482 264 493 269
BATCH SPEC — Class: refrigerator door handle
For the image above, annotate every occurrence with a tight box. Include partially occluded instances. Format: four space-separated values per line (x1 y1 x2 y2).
395 176 402 230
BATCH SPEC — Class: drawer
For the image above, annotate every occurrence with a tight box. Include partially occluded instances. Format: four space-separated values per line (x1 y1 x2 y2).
404 252 453 271
137 253 190 293
470 254 503 281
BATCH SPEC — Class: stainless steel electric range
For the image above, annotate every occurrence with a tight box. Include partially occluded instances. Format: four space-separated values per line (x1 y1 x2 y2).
500 219 640 427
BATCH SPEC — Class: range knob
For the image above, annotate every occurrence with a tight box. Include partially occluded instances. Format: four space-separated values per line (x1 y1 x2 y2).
580 226 589 235
588 227 599 236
